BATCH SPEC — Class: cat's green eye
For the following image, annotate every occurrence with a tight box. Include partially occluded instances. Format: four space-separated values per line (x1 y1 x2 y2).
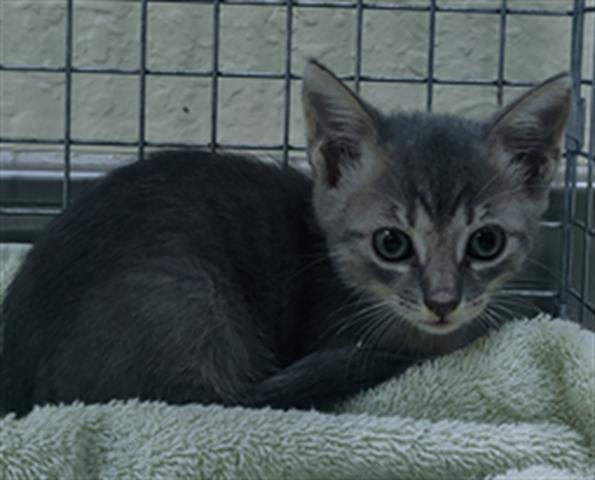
372 228 414 262
467 225 506 261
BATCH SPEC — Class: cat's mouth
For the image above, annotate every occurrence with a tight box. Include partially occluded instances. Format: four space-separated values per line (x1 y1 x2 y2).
416 307 473 335
418 317 461 334
417 298 487 335
385 293 487 335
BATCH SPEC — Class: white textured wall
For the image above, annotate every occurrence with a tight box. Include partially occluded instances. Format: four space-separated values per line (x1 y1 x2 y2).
0 0 593 164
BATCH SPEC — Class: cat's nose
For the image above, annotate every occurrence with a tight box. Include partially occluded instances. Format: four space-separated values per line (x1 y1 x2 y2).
424 292 460 318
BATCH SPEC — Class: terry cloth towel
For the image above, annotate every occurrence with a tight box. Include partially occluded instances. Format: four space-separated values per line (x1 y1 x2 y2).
0 243 593 480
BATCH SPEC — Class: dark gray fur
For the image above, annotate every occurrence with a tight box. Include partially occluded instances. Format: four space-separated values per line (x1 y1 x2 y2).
0 61 570 416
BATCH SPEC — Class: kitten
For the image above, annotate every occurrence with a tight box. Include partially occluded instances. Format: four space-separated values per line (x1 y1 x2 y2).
0 61 570 416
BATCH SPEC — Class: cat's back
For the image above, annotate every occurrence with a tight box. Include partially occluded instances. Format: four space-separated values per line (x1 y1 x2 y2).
3 151 313 323
29 150 310 255
60 150 311 241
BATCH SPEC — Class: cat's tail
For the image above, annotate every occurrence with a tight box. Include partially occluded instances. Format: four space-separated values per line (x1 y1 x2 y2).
238 347 417 410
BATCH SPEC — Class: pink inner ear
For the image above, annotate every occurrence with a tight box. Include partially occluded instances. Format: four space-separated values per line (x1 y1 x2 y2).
319 140 358 188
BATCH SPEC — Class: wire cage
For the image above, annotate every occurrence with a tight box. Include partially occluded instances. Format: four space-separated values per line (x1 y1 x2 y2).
0 0 593 328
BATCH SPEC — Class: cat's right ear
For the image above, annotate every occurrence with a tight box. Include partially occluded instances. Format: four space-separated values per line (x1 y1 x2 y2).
302 60 380 189
485 73 571 198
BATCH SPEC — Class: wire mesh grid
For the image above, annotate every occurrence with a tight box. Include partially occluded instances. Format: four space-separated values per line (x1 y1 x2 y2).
0 0 593 326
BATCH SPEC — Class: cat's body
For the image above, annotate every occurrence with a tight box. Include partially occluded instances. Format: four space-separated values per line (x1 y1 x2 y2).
0 62 570 416
0 150 462 415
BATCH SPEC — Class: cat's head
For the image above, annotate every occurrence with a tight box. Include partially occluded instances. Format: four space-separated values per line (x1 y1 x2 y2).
302 60 570 336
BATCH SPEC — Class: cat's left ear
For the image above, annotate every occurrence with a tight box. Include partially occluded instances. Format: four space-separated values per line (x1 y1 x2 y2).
302 60 381 189
485 73 571 196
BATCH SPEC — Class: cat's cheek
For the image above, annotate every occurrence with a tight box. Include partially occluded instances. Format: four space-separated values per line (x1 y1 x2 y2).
468 255 522 294
452 297 490 325
485 270 516 293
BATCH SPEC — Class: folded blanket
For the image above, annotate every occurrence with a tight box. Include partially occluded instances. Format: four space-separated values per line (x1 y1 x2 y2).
0 243 593 479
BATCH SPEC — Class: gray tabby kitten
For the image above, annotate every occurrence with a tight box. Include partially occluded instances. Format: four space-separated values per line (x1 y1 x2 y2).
302 62 569 342
0 61 570 415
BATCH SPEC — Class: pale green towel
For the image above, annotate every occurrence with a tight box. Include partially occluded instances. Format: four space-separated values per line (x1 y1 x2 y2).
0 244 593 479
0 243 29 303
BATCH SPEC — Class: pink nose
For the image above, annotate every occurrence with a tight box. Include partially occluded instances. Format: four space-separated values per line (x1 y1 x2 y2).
425 299 458 317
424 291 460 317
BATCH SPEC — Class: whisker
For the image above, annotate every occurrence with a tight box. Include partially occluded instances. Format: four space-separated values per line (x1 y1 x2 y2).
492 290 541 305
470 168 510 205
477 183 553 207
281 255 330 284
521 256 561 281
344 311 391 385
353 308 396 388
331 298 392 339
490 296 540 316
384 167 407 203
481 305 507 330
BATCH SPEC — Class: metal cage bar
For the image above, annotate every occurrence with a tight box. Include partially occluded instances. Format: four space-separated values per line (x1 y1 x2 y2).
282 0 294 166
138 0 149 161
0 0 593 326
496 0 507 107
62 0 73 207
425 0 436 112
578 31 595 322
144 1 577 17
353 0 363 93
2 64 593 85
210 0 221 153
559 0 586 319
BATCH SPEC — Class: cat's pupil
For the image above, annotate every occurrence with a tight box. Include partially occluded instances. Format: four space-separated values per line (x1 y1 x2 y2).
467 226 506 260
373 228 413 262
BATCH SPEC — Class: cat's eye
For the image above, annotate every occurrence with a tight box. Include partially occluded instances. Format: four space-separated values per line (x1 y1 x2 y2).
466 225 506 261
372 228 414 262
